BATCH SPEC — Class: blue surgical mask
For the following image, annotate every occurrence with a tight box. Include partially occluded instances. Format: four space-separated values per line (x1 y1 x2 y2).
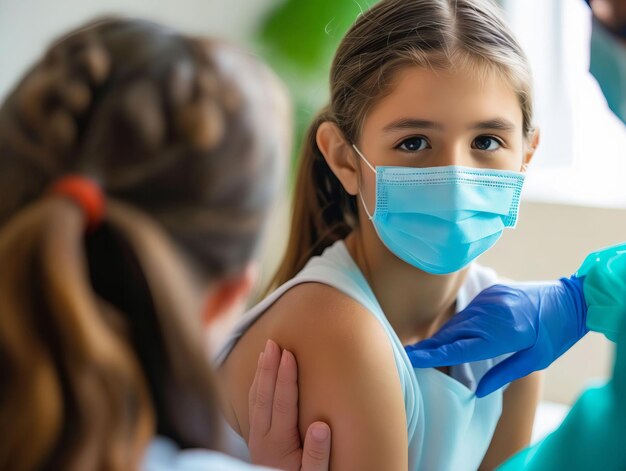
589 16 626 124
352 145 525 275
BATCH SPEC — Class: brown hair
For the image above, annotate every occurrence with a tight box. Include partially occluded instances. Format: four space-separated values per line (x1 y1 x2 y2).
0 17 288 471
269 0 534 289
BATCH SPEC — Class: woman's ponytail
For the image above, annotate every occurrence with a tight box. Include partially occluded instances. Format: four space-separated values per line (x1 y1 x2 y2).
0 198 154 471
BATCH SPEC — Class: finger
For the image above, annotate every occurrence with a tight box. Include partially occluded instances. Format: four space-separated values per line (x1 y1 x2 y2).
251 339 281 436
407 313 493 351
270 349 300 442
406 337 509 368
301 422 331 471
403 330 468 356
476 350 536 398
248 352 264 426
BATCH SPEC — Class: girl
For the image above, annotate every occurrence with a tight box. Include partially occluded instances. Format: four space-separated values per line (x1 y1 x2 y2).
217 0 542 469
0 17 330 471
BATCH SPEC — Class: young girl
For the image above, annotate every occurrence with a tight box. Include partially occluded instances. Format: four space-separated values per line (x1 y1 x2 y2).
0 17 331 471
217 0 542 469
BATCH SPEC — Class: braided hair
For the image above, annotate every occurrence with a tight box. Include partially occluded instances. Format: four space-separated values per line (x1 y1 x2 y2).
0 17 289 471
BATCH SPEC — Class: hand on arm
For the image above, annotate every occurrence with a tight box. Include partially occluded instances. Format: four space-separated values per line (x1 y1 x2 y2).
248 339 331 471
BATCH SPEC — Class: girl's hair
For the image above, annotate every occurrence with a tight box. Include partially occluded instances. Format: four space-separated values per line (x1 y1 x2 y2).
0 17 289 471
269 0 534 289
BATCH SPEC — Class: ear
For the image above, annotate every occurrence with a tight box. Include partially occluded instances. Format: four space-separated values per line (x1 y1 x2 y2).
522 127 540 171
202 263 258 327
316 121 360 196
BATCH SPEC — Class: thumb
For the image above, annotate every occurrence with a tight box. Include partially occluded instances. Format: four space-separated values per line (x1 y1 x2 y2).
476 349 538 398
301 422 331 471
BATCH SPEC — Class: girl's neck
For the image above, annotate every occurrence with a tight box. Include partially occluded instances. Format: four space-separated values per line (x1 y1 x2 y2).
344 229 469 346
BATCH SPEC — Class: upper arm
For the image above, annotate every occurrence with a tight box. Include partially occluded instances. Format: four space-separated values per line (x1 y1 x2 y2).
479 371 543 470
287 284 408 471
223 282 409 471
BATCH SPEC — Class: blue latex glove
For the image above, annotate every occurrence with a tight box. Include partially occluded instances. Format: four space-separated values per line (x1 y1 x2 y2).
405 276 588 397
498 246 626 470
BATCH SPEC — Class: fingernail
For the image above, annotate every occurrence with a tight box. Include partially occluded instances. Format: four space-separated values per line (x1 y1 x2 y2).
311 423 329 441
265 339 276 356
258 352 264 366
280 349 289 367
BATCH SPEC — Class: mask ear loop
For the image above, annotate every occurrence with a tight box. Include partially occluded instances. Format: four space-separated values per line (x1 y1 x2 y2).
352 144 376 220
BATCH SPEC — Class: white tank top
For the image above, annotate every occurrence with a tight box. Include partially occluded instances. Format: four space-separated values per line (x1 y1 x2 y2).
215 240 506 470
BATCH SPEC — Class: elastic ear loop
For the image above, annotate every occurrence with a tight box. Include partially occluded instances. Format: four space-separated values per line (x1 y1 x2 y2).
351 144 376 220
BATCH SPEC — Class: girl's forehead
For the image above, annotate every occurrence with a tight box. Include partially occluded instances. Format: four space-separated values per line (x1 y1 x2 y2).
366 65 524 131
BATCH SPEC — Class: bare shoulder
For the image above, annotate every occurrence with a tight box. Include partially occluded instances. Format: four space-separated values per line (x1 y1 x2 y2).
219 281 408 470
270 281 391 347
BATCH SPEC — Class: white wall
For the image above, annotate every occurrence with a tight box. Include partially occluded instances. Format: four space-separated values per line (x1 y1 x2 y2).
0 0 278 101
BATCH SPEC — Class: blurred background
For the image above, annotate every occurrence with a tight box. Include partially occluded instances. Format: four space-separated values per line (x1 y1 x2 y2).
2 0 625 438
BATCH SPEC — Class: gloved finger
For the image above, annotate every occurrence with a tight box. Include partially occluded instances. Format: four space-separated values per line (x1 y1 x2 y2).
251 339 281 437
270 349 301 446
301 422 331 471
406 318 491 352
475 349 536 398
406 337 506 368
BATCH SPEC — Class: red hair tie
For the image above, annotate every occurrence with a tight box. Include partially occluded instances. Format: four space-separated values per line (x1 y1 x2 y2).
49 175 105 232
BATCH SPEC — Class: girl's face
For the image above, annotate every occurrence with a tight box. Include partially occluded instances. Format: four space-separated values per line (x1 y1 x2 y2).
355 65 537 199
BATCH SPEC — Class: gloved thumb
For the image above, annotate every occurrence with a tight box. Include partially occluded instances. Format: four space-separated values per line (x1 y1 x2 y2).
407 337 501 368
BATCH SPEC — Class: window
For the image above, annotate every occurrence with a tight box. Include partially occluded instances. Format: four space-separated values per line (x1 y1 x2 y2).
501 0 626 208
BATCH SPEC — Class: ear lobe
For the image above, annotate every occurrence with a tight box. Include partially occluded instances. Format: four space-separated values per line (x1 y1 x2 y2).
202 264 258 326
522 127 540 170
316 121 360 196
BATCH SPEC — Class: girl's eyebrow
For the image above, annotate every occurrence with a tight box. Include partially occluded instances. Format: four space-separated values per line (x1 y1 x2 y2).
382 117 516 132
383 118 444 132
470 118 516 131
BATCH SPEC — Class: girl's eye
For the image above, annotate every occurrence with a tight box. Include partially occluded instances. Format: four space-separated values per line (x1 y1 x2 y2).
472 136 503 151
396 136 430 152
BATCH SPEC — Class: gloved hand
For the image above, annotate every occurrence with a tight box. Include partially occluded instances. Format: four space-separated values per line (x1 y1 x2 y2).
405 277 588 398
407 242 626 398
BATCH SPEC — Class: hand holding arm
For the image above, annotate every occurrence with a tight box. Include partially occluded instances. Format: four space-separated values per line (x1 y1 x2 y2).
248 339 331 471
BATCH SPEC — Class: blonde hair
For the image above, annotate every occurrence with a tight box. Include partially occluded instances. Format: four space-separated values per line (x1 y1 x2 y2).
269 0 534 289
